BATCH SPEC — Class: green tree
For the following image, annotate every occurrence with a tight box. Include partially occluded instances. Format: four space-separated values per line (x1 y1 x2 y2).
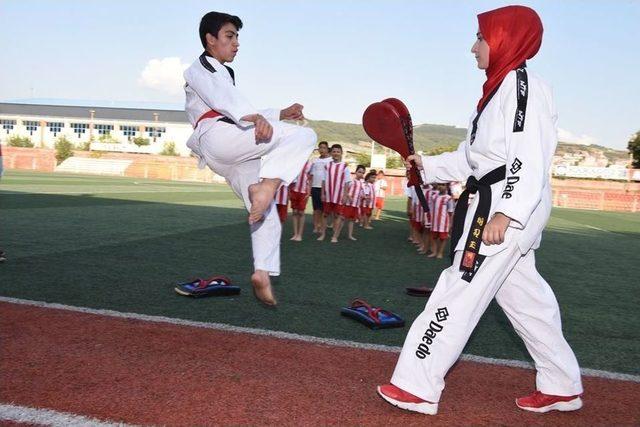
160 141 178 156
386 155 404 169
55 136 74 164
132 136 150 146
7 135 34 147
628 131 640 168
426 144 458 156
352 152 371 167
99 133 120 144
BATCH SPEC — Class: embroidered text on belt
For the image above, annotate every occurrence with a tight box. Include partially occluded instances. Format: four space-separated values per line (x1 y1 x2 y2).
450 165 506 271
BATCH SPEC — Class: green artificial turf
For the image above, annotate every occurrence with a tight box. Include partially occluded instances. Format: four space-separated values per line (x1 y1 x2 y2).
1 170 638 375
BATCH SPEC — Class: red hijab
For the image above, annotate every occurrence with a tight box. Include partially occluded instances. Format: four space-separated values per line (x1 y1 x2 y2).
476 5 543 111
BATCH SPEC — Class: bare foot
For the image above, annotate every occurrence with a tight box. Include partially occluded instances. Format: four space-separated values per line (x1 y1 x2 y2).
317 234 325 241
292 236 302 242
364 226 373 230
348 236 357 241
417 249 426 254
289 235 297 241
248 182 277 224
427 252 437 258
331 237 338 243
436 254 444 259
251 270 277 306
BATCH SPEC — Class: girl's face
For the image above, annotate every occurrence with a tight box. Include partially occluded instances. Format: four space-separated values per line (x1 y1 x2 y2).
356 169 365 179
471 30 490 70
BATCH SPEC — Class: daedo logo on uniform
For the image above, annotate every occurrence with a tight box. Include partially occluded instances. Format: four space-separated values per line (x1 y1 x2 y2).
415 307 449 359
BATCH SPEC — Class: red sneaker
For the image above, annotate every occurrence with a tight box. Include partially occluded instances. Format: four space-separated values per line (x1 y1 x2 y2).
377 384 438 415
516 390 583 413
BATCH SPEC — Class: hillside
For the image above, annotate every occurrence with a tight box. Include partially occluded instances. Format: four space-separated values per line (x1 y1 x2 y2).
305 119 628 164
306 119 466 154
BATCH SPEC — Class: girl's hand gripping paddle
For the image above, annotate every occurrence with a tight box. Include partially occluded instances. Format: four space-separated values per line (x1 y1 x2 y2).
362 98 429 211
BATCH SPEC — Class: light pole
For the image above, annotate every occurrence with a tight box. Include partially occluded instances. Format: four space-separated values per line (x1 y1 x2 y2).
153 112 159 143
89 109 95 141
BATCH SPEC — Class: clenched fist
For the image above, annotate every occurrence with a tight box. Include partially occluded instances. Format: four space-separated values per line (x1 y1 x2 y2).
280 103 305 121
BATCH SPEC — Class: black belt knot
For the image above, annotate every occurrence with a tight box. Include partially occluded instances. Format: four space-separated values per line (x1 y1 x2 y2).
450 165 506 271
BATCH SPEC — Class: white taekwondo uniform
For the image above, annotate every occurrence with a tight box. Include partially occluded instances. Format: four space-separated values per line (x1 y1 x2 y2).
391 68 583 403
183 52 316 276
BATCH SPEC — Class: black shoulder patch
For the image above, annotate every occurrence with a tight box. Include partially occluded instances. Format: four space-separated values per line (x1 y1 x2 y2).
199 53 216 74
513 67 528 132
224 65 235 86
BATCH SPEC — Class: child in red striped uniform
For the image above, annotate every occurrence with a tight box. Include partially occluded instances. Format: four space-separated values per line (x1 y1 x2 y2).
289 159 313 241
423 184 439 254
274 183 289 223
428 183 455 258
341 165 366 241
318 144 351 242
373 170 388 220
361 172 376 230
410 186 426 253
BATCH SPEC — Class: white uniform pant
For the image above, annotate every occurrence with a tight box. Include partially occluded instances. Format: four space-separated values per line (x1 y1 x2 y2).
391 244 583 403
194 119 317 275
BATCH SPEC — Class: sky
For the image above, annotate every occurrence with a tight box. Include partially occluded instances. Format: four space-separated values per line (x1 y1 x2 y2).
0 0 638 150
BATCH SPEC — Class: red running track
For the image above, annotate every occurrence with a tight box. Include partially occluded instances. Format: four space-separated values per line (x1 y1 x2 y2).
1 302 639 426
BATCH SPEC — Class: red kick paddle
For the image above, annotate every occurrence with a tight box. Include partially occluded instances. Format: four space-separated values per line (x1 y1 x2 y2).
362 98 428 211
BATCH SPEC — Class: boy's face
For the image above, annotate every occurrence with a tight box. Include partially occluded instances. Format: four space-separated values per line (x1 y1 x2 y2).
206 23 240 63
318 144 329 156
355 169 365 179
330 148 342 161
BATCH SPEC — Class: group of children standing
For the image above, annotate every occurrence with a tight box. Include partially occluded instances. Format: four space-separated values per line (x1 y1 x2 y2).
273 141 389 243
272 139 459 254
405 182 457 259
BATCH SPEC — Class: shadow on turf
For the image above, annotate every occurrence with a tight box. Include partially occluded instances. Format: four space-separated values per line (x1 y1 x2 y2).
0 190 160 210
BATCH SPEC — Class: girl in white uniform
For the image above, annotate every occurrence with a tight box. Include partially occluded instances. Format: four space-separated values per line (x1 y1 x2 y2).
378 5 583 415
183 12 317 305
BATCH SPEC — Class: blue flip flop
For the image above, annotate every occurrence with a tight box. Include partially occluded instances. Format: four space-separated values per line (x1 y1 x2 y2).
340 299 405 329
174 275 240 298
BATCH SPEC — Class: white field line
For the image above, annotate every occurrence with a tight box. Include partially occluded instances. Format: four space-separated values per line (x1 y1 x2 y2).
0 403 137 426
1 296 639 384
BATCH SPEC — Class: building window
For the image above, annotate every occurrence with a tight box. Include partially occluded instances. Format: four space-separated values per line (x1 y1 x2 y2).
24 120 39 135
145 126 166 139
47 122 64 137
0 119 16 134
120 125 138 138
70 123 88 138
95 124 114 135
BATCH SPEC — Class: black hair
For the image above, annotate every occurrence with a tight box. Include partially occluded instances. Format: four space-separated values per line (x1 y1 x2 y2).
365 172 376 180
199 12 243 49
356 165 366 173
318 141 329 148
369 169 377 175
330 144 343 151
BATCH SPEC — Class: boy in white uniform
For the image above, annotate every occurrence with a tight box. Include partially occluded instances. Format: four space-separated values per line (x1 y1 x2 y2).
309 141 332 233
183 12 316 305
378 5 582 415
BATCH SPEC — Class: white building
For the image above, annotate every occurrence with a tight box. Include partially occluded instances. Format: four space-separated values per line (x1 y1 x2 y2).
0 102 194 156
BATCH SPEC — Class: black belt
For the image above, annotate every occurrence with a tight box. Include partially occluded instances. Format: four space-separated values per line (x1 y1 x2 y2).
450 165 506 271
219 117 235 124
